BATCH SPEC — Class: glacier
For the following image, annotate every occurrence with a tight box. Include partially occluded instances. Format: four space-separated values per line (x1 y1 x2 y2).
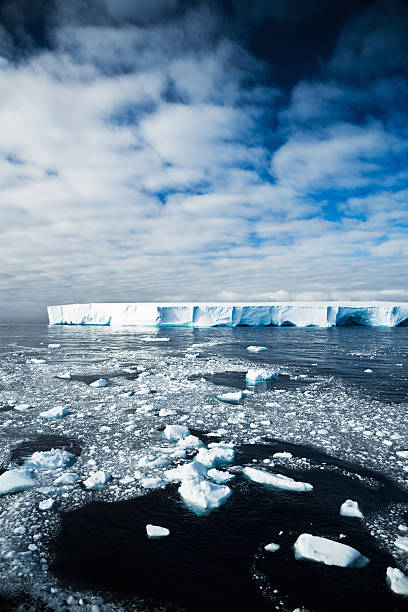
47 302 408 327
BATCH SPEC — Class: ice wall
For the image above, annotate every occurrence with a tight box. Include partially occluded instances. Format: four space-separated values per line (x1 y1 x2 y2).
47 303 408 327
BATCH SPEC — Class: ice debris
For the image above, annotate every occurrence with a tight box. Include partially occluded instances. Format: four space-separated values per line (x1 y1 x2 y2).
39 498 55 511
386 567 408 596
146 524 170 537
83 471 111 490
53 472 80 486
164 424 190 441
39 406 69 419
264 543 280 552
243 467 313 492
90 379 109 388
395 536 408 552
247 346 268 353
294 534 369 567
0 469 36 496
216 391 243 403
340 499 364 518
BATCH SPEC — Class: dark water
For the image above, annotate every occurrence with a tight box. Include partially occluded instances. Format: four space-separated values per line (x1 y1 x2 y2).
51 441 408 612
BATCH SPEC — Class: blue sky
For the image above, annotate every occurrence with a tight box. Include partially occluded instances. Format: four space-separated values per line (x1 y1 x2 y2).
0 0 408 319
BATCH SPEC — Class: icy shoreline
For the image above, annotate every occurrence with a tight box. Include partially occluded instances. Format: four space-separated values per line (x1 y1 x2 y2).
48 302 408 327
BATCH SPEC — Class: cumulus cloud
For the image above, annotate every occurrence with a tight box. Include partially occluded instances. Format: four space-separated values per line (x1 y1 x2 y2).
0 0 407 319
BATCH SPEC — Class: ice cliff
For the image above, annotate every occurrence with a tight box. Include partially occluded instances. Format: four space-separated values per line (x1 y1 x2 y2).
47 302 408 327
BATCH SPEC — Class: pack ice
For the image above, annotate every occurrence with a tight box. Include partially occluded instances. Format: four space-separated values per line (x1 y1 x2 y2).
47 302 408 327
294 534 369 568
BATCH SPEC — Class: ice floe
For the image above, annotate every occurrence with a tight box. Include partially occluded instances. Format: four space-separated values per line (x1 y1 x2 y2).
340 499 364 518
39 406 70 419
386 567 408 596
243 467 313 492
83 471 111 490
146 524 170 537
264 542 280 552
164 424 190 441
0 469 36 496
293 533 369 567
90 379 109 388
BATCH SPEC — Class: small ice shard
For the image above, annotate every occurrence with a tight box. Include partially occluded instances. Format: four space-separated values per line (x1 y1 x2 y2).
264 543 280 552
207 468 235 484
26 358 46 364
53 472 80 486
48 343 61 348
395 536 408 552
340 499 364 518
294 533 369 567
386 567 408 596
165 461 208 482
364 369 373 373
0 469 36 496
216 391 243 403
177 435 204 449
39 406 69 419
164 424 190 441
26 449 75 469
396 450 408 459
243 467 313 492
83 470 111 490
247 346 267 353
179 478 231 511
90 379 109 388
146 524 170 537
140 477 164 489
39 498 55 511
57 372 72 379
195 445 235 468
245 368 276 384
273 452 293 459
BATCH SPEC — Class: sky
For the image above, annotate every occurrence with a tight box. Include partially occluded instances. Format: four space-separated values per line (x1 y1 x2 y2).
1 0 408 320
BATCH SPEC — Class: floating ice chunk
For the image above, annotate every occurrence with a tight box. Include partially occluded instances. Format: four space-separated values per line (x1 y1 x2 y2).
247 346 268 353
216 391 243 404
177 435 204 449
164 461 208 483
195 445 235 468
264 543 280 552
207 468 235 484
138 455 171 469
39 406 70 419
164 424 190 441
143 337 170 342
136 404 155 414
26 358 46 364
83 471 111 490
245 369 276 384
14 526 26 535
386 567 408 596
340 499 364 518
14 403 33 411
26 449 75 470
396 450 408 459
48 344 61 348
39 498 55 511
243 467 313 492
90 379 109 388
159 408 176 417
395 536 408 552
0 469 36 496
140 477 165 489
179 478 231 511
294 534 369 567
57 372 72 379
273 452 293 459
364 369 373 373
146 524 170 537
53 472 80 486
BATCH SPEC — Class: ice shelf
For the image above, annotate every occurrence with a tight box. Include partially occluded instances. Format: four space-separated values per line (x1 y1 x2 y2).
47 302 408 327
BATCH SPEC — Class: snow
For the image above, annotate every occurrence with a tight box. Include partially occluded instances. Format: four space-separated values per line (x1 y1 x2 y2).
83 471 111 490
243 467 313 492
48 302 408 327
340 499 364 518
146 524 170 537
264 543 280 552
386 567 408 596
39 406 69 419
0 469 36 496
90 378 109 388
25 449 75 470
245 368 276 384
164 424 190 441
294 534 370 567
179 477 232 511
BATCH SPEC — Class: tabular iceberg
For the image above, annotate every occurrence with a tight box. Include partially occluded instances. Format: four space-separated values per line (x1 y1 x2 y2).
47 302 408 327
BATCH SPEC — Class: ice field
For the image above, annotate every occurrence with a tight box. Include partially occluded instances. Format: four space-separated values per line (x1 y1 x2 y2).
0 323 407 611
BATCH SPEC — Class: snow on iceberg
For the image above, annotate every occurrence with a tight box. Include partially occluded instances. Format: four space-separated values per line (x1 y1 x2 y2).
294 533 369 567
47 302 408 327
386 567 408 596
243 467 313 492
0 469 36 496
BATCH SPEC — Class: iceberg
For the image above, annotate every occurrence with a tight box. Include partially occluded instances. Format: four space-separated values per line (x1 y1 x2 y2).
294 533 369 567
340 499 364 518
245 369 276 384
179 477 232 511
47 302 408 327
